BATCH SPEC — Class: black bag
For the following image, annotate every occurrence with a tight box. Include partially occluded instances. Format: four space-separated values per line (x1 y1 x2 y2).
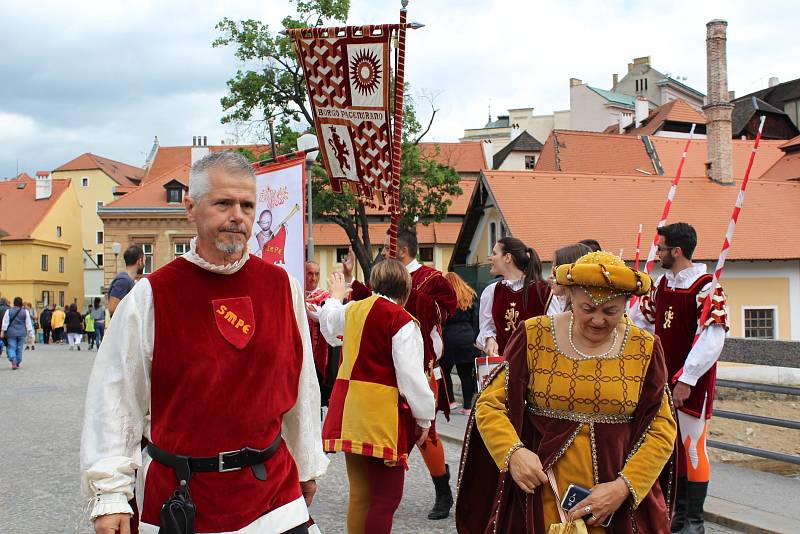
159 480 196 534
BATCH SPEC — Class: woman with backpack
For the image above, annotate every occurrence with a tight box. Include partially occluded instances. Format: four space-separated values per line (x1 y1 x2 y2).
1 297 34 369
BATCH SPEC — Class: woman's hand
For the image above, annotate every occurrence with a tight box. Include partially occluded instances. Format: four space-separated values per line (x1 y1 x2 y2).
341 247 355 283
567 477 630 526
508 447 548 494
327 272 351 302
484 337 499 358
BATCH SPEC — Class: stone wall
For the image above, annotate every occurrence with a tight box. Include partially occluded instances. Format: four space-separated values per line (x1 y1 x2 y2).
721 337 800 368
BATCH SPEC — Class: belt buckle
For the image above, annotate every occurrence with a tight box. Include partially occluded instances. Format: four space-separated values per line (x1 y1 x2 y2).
218 449 243 472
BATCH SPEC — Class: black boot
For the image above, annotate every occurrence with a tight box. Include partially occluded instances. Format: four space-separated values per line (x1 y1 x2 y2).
682 481 708 534
427 465 453 520
671 476 687 533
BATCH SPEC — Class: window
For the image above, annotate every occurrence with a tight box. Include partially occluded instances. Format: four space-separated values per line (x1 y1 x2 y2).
41 291 51 307
524 155 536 169
97 231 104 244
139 243 154 274
59 291 65 307
500 223 508 238
59 257 64 273
644 78 649 91
96 254 104 267
336 247 350 263
419 246 434 263
96 201 104 211
56 226 62 238
166 187 183 204
174 242 190 258
489 222 497 255
41 254 49 271
81 177 89 187
743 308 776 339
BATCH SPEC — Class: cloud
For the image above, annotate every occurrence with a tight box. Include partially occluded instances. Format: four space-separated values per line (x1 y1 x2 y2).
1 0 799 176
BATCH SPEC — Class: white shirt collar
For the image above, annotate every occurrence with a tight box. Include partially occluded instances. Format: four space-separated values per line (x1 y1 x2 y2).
664 263 707 289
501 277 525 290
406 259 422 273
182 237 249 275
374 293 398 304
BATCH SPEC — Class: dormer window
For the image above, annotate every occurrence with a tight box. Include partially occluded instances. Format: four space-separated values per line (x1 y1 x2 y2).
163 179 187 204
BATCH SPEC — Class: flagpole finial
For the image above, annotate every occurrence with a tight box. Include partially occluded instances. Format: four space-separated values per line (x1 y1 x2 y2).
401 0 409 10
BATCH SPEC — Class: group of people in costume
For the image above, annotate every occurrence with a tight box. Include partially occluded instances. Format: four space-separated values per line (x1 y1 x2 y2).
80 150 726 534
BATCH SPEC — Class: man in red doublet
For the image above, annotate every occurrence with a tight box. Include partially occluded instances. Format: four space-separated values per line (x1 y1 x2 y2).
631 222 728 534
343 229 458 521
81 151 328 534
305 260 335 406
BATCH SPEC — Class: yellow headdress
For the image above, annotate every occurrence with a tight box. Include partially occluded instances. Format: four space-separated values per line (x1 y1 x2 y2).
554 251 652 305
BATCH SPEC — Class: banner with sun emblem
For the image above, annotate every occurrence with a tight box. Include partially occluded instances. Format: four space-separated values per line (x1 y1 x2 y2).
289 26 395 207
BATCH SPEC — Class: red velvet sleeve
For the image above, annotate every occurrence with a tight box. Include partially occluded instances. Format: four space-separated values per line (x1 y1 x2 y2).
350 280 372 302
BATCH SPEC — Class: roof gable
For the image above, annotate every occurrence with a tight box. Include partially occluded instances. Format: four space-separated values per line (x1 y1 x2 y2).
493 131 544 168
624 98 707 136
0 179 70 240
54 152 143 186
418 141 488 173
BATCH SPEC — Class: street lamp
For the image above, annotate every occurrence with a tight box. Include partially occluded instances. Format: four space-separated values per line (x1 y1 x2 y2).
297 133 319 261
111 242 122 271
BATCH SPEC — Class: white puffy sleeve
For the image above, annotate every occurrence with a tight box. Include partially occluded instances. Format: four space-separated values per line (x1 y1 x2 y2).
282 275 330 482
475 281 498 350
80 279 154 518
392 321 436 427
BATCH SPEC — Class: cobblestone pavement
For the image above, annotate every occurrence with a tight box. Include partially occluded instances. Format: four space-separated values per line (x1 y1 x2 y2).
0 344 741 533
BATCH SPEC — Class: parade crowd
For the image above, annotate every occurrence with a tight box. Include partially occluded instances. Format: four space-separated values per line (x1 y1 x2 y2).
75 151 727 534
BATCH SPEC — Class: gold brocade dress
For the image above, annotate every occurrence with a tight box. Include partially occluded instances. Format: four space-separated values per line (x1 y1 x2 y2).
475 316 676 532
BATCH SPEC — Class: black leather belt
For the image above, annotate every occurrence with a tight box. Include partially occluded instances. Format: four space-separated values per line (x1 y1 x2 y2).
147 434 282 474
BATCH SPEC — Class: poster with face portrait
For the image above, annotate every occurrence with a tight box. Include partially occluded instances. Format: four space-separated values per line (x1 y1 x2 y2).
248 158 305 291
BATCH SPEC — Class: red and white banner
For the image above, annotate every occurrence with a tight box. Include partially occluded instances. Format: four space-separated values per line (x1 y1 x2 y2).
289 25 395 207
248 158 306 289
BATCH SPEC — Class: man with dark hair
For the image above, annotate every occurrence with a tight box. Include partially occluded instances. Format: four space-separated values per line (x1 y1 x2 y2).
107 245 144 316
631 222 728 533
40 304 54 344
578 238 602 252
344 227 458 520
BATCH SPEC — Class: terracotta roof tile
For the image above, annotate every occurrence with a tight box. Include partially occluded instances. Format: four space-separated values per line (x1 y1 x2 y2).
106 163 191 208
142 145 272 184
649 137 784 179
0 178 70 240
624 99 706 136
418 141 488 173
364 178 475 216
54 153 144 186
482 171 800 261
779 134 800 150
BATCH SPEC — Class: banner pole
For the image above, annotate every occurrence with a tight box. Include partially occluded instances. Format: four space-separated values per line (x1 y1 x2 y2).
388 0 408 259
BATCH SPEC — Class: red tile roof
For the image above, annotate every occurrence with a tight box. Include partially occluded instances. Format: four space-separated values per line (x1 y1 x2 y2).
312 221 462 246
759 135 800 181
418 141 488 173
363 178 475 216
106 163 191 208
54 153 144 187
623 98 706 136
482 170 800 261
142 145 272 184
535 130 785 179
779 134 800 150
0 178 71 240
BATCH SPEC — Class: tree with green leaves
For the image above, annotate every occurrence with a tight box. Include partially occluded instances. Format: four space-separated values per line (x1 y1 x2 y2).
214 0 461 276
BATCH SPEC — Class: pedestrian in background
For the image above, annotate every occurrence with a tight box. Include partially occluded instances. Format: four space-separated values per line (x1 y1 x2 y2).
546 242 592 315
51 305 66 343
24 302 37 350
90 297 106 346
65 303 83 351
40 304 53 344
108 245 144 317
441 272 480 415
84 306 97 350
0 297 9 357
2 297 34 370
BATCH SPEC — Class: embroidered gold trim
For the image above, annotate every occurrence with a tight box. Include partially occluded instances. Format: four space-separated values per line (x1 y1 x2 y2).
527 404 634 424
544 424 583 471
502 442 525 473
549 315 632 361
618 471 639 508
589 422 599 486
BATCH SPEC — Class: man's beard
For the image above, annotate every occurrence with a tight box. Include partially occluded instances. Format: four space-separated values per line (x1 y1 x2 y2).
214 239 245 255
660 255 674 269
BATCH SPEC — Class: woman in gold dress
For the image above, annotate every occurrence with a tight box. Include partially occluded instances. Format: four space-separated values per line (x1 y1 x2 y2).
456 251 677 533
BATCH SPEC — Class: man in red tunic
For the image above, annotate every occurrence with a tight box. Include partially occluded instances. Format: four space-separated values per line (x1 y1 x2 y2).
81 151 328 534
305 260 334 406
343 228 458 520
631 222 728 534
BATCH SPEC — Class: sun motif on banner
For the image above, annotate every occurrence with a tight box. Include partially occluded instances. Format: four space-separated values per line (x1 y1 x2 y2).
349 48 382 96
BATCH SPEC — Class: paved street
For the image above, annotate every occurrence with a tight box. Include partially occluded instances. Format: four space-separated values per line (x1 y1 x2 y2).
0 344 741 533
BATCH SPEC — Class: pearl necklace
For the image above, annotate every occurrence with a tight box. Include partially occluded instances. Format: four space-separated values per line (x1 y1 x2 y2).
568 312 619 359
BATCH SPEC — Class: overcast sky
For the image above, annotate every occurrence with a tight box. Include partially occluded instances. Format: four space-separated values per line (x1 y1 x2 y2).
1 0 798 178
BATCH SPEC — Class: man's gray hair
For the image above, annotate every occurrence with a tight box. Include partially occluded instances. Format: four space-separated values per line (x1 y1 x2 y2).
188 150 256 200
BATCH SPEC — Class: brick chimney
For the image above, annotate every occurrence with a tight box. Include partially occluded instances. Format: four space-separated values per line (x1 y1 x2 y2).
703 20 734 184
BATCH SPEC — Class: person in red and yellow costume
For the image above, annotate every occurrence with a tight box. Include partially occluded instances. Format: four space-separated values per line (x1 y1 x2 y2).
476 237 551 357
319 261 435 533
630 222 728 534
342 228 458 520
80 151 328 534
458 251 677 533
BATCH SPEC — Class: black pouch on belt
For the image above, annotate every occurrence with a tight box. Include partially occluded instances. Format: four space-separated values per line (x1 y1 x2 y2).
159 456 196 534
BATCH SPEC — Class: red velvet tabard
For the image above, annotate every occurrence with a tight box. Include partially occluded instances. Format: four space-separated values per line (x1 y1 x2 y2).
491 281 550 355
142 257 304 531
654 274 715 418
